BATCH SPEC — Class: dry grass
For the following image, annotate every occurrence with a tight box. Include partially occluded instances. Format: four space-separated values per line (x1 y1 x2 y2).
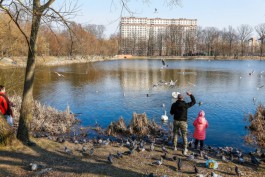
9 95 78 135
0 137 265 177
245 104 265 148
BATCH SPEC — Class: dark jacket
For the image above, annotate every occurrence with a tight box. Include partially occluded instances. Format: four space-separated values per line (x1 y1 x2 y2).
170 94 196 122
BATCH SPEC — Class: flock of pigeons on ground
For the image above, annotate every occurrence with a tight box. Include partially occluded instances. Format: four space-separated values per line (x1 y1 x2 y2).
29 130 265 177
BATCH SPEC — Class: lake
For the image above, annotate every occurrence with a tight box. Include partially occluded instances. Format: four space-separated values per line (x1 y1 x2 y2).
1 59 265 151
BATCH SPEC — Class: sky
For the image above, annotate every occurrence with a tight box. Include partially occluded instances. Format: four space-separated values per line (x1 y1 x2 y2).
55 0 265 38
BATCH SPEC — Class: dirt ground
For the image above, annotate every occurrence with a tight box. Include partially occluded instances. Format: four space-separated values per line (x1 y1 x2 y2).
0 137 264 177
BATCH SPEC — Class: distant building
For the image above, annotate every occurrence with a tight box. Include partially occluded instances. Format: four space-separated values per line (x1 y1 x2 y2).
119 17 197 56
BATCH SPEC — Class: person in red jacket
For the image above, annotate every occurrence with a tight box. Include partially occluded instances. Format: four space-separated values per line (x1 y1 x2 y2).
193 110 208 151
0 85 14 126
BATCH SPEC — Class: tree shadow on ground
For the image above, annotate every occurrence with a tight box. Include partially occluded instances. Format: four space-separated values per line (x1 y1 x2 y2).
0 142 145 177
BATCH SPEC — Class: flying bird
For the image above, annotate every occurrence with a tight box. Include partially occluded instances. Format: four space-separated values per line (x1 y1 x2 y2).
54 71 65 77
154 8 158 13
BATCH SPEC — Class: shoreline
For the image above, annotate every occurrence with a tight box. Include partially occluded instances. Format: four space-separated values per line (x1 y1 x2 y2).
1 55 265 68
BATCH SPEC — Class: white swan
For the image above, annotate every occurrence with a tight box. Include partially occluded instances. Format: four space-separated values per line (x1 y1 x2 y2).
161 110 168 121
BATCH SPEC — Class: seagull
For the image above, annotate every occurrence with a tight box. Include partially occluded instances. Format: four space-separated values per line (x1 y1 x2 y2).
169 80 177 87
257 85 264 90
54 71 65 77
161 59 168 69
30 163 38 171
188 81 196 87
249 70 254 76
198 101 203 106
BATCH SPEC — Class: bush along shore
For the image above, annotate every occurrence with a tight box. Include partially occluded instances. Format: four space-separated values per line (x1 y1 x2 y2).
0 95 265 177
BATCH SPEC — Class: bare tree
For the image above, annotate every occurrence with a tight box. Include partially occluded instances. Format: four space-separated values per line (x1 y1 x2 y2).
255 23 265 57
0 0 77 144
226 25 238 56
237 24 252 57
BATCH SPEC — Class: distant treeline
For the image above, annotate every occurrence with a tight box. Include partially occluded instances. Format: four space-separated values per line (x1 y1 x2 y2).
0 13 119 57
1 12 265 58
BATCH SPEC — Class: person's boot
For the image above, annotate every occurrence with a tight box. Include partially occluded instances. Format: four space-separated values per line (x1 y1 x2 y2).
183 148 188 156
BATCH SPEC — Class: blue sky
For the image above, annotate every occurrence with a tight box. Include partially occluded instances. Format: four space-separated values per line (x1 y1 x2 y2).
56 0 265 37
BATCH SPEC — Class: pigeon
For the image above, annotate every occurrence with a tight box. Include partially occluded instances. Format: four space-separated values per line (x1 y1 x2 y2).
194 165 199 174
161 152 167 160
117 151 123 158
162 145 168 153
82 146 88 153
150 143 155 151
56 137 65 143
177 158 182 171
64 146 72 155
250 154 261 165
89 147 94 156
154 8 158 13
186 153 195 161
156 157 163 166
211 171 222 177
235 165 240 176
108 153 114 164
30 163 38 171
188 139 194 148
222 155 229 163
147 173 155 177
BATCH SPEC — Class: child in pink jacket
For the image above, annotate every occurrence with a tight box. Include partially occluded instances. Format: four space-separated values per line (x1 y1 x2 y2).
193 110 208 151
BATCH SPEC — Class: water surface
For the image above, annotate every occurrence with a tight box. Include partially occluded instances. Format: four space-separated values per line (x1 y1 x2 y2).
1 59 265 151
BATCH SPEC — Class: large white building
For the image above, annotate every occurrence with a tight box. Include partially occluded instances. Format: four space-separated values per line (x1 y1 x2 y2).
120 17 197 56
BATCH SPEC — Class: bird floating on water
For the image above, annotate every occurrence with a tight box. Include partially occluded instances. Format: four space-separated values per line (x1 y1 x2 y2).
161 110 168 121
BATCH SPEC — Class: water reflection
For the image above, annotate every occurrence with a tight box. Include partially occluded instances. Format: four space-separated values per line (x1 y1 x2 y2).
1 59 265 151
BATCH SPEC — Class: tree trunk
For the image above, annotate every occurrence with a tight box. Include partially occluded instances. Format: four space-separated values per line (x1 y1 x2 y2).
17 9 42 143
